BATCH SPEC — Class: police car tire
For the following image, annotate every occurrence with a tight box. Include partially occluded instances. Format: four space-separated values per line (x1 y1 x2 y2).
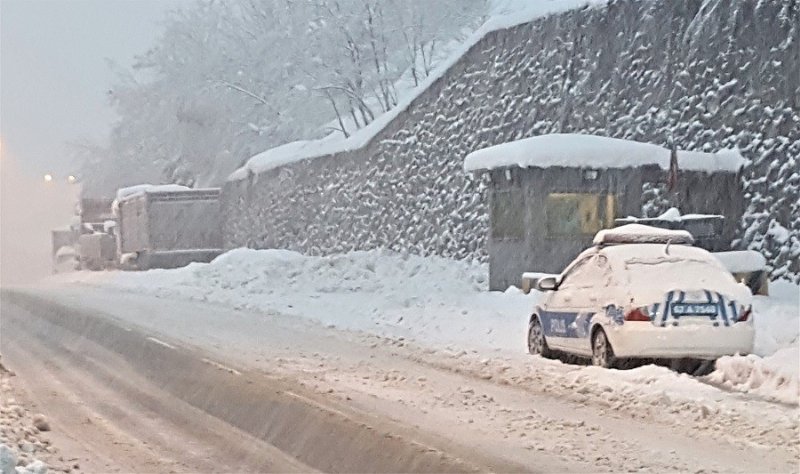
591 329 618 369
528 316 555 359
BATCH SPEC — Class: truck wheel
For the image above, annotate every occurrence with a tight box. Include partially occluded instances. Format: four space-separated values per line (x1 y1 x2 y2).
528 316 555 359
591 328 618 369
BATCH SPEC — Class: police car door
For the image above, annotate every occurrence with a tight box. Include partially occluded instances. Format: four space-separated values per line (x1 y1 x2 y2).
541 256 596 353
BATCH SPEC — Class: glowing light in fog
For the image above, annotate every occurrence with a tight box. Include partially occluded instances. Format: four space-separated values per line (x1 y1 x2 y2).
67 175 77 183
44 174 53 182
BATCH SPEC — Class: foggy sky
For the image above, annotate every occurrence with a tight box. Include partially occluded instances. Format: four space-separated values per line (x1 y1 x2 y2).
0 0 190 178
1 0 189 286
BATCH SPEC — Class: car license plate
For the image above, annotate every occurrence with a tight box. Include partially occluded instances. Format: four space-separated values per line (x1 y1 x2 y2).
671 303 718 316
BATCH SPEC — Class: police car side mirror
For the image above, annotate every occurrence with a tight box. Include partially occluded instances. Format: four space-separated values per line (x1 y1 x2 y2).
536 276 559 291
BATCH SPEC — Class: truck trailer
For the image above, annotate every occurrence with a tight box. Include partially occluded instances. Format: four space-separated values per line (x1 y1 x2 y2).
116 188 223 270
76 197 117 270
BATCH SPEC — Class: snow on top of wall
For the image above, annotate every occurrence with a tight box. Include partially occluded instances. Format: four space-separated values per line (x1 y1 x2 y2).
464 134 746 173
228 0 610 181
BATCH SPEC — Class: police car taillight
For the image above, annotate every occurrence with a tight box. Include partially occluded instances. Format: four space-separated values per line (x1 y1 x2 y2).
625 308 651 322
737 306 752 322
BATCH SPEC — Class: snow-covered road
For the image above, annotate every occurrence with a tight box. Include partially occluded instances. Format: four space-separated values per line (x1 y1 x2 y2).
12 249 800 471
53 248 799 406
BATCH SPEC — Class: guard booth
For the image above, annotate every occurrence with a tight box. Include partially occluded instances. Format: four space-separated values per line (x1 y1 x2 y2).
615 211 727 251
464 134 747 291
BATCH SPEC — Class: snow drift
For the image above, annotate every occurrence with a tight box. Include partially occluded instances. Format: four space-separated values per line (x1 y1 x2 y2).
53 248 799 405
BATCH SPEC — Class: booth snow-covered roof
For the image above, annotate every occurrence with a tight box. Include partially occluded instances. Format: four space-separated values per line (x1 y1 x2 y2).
464 134 745 173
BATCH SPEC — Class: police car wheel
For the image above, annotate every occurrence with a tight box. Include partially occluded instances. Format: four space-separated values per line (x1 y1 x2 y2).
528 316 555 359
591 329 617 369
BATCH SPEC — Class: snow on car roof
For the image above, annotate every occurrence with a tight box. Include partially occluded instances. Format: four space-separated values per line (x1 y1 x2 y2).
593 224 694 246
463 134 745 173
597 243 752 304
600 242 718 265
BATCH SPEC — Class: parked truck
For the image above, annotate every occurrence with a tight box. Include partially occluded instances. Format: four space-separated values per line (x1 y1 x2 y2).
115 187 223 270
51 226 80 273
76 197 117 270
79 197 115 231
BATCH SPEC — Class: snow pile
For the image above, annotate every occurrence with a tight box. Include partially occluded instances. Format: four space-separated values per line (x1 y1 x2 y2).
0 444 48 474
200 249 534 349
54 248 537 349
464 134 745 172
752 280 800 355
54 248 798 405
0 444 15 474
0 367 58 474
705 280 800 405
708 348 799 405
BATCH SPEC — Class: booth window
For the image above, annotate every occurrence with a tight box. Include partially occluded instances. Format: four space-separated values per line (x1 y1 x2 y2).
491 190 524 240
545 193 617 236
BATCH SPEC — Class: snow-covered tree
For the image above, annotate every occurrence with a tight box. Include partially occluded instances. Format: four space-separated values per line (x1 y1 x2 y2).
79 0 487 193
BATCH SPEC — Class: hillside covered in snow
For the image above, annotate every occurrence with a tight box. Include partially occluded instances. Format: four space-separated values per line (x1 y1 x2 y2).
223 0 799 281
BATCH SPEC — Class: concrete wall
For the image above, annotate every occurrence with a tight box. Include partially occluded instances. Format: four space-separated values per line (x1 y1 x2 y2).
222 0 799 282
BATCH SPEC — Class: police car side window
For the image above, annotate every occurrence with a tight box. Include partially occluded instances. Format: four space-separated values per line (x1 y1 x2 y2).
560 257 594 289
594 254 614 287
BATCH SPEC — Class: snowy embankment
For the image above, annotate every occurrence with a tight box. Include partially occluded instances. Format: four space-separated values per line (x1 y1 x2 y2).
707 281 799 405
54 249 799 405
0 363 64 474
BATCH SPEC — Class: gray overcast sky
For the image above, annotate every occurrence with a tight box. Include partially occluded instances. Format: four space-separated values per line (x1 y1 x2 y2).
0 0 190 178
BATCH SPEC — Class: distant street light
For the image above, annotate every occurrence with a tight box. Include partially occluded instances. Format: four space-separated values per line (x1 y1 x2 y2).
44 174 53 183
67 175 77 184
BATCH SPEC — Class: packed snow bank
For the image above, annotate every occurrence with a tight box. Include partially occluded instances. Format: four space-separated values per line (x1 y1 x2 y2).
752 280 800 355
464 134 745 173
229 1 609 181
52 248 799 405
0 367 58 474
707 279 800 405
53 248 538 351
708 347 799 405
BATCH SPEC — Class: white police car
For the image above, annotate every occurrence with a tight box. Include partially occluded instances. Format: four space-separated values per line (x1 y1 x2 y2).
527 224 755 369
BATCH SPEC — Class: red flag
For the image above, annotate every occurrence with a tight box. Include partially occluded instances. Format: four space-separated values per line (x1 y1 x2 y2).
667 144 679 191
